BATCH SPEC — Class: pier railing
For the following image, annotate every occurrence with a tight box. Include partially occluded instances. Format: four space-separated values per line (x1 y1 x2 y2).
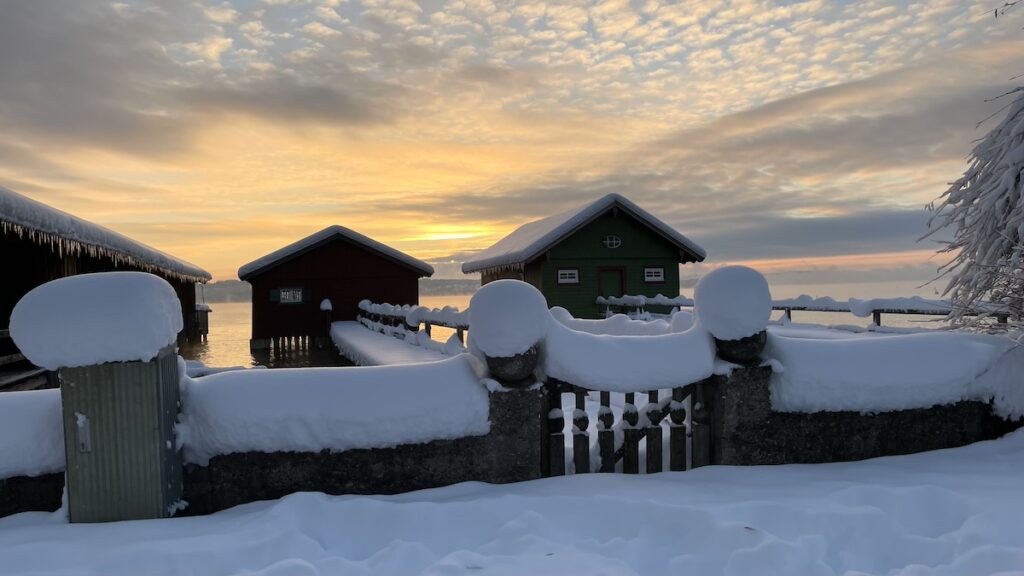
597 294 1009 326
356 300 470 343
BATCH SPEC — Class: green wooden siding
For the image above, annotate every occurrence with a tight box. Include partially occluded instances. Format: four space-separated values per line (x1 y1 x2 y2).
535 211 681 318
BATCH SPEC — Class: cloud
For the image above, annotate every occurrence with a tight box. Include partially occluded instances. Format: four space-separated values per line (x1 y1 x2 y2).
300 21 342 39
2 0 1023 283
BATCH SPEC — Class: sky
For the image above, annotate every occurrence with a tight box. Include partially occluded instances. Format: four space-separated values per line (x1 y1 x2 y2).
1 0 1022 290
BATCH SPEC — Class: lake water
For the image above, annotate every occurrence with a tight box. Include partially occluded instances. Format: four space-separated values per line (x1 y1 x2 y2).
180 282 950 368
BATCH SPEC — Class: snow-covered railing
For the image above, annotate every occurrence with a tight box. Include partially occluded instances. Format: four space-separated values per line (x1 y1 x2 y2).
599 294 1009 326
357 300 470 340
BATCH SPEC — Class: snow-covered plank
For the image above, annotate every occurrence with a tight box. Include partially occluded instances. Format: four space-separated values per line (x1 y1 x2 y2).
462 193 705 273
0 186 210 283
238 225 434 279
330 321 449 366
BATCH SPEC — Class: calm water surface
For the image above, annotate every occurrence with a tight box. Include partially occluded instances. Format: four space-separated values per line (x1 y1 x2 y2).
180 283 949 368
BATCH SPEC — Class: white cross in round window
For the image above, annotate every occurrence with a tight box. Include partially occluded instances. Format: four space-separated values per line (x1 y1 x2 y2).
602 235 622 249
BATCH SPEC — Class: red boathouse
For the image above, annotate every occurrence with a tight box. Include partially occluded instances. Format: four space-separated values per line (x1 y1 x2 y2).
238 225 434 350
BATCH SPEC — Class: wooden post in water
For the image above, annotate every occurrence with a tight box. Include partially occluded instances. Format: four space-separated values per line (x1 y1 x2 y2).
573 390 590 474
669 387 688 471
646 390 663 474
622 392 640 474
598 391 614 472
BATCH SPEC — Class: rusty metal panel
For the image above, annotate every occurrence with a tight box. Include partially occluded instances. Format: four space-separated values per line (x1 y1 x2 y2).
60 346 182 523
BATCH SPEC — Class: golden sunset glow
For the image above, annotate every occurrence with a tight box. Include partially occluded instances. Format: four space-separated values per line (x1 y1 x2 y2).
1 1 1021 283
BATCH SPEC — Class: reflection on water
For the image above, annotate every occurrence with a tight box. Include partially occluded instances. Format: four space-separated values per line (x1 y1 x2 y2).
179 283 952 369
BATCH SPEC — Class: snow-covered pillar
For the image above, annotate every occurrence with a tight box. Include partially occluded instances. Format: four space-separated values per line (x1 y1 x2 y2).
469 280 554 475
693 266 773 466
10 272 185 523
468 280 549 387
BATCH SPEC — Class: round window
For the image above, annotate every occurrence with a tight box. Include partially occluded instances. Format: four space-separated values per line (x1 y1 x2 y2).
602 235 622 249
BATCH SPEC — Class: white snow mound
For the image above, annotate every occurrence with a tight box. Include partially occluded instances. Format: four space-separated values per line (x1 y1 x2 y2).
10 272 182 370
178 355 489 464
550 307 671 335
769 332 1013 412
0 389 64 479
543 320 716 391
695 266 771 341
469 280 549 357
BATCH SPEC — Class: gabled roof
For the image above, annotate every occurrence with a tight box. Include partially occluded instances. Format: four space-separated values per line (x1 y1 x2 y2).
0 186 211 283
461 193 706 273
238 225 434 280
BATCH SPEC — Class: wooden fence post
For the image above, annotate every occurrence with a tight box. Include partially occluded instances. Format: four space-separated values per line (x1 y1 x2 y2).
669 386 687 471
622 392 640 474
598 391 614 472
573 390 590 474
547 381 565 477
645 390 663 474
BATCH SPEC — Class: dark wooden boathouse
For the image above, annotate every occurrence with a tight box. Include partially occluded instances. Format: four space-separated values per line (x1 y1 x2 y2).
239 225 434 350
1 186 212 391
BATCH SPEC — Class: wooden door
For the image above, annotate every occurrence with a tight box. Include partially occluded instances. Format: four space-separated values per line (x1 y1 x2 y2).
598 268 625 298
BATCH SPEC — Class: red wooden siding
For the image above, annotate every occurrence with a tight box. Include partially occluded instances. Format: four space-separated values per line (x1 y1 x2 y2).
247 237 422 340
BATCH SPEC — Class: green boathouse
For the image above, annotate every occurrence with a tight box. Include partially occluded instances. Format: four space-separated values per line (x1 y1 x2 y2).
461 193 706 318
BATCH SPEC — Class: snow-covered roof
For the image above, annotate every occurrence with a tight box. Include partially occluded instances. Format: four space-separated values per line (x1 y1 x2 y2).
238 225 434 280
0 186 211 283
461 193 706 273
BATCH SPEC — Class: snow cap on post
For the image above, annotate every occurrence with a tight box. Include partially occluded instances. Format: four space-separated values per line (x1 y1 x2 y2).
469 280 549 385
10 272 183 370
695 265 771 346
469 280 550 357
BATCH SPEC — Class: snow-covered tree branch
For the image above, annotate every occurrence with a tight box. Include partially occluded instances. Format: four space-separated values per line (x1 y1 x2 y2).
925 90 1024 324
922 2 1024 326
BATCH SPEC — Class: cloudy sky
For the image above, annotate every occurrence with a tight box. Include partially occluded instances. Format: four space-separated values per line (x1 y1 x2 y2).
1 0 1022 289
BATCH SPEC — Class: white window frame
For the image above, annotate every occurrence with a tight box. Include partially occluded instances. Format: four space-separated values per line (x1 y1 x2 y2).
557 268 580 285
643 267 665 283
279 287 304 303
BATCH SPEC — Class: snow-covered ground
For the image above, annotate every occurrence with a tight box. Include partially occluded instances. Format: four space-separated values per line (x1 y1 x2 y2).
4 431 1024 576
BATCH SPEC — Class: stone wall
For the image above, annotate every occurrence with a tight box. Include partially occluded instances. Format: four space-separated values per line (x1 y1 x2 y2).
182 386 546 515
711 366 1021 465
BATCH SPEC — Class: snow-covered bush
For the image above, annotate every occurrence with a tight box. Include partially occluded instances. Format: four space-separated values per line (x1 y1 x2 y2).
10 272 182 370
468 280 549 357
694 266 772 341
